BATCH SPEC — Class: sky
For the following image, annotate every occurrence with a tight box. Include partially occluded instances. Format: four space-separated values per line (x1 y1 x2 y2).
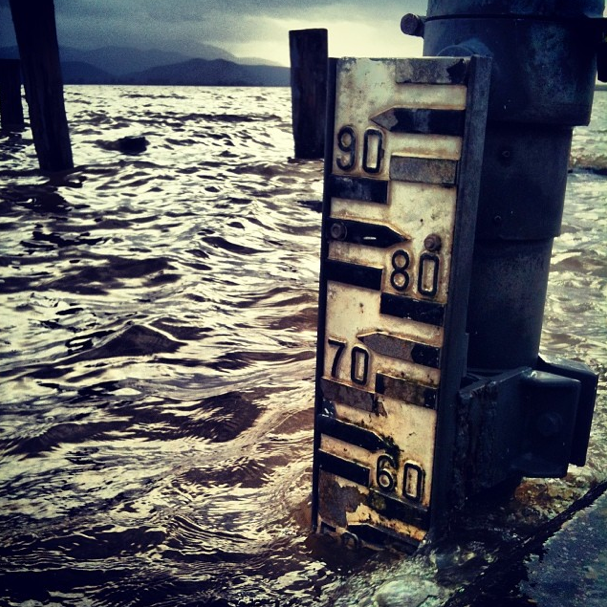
0 0 428 65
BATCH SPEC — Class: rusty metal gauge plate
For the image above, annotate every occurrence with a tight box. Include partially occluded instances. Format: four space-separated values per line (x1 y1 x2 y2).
313 56 492 550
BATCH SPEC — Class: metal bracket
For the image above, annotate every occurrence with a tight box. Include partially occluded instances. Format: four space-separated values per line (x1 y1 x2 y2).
456 358 597 498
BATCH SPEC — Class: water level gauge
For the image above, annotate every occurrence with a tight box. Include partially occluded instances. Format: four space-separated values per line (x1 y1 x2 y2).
312 56 492 550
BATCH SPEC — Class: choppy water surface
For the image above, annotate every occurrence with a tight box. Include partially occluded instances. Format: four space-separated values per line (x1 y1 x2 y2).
0 86 606 606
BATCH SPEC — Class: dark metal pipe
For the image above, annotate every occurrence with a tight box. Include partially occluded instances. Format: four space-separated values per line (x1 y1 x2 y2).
419 0 605 371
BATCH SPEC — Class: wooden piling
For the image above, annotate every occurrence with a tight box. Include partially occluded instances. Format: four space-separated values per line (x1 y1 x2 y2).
0 59 24 131
289 29 328 159
8 0 73 171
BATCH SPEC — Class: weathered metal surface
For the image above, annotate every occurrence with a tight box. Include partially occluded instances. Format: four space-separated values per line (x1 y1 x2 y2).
390 156 458 186
393 0 604 513
426 0 605 18
312 56 491 549
395 57 469 85
370 107 465 136
400 13 426 38
466 239 553 370
455 359 597 497
474 123 572 241
536 355 598 467
422 10 601 126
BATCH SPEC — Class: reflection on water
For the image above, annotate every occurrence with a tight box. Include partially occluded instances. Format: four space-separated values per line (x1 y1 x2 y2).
0 86 606 606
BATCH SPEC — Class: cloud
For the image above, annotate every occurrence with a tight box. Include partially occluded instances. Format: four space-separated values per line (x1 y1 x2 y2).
231 10 424 64
226 2 426 63
3 0 428 63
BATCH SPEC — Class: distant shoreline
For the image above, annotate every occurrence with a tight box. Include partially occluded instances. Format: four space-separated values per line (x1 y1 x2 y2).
62 81 290 88
0 46 291 87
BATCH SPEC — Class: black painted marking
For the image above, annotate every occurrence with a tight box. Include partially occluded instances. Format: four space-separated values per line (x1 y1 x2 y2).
390 156 457 186
329 174 389 204
347 523 420 552
390 249 411 292
350 345 370 386
317 450 370 487
412 342 440 368
320 378 376 412
367 489 430 529
403 462 425 503
376 455 397 492
328 338 346 378
375 373 438 409
325 259 382 291
380 293 445 327
318 415 387 453
358 332 441 369
370 108 465 136
362 128 384 174
328 218 408 248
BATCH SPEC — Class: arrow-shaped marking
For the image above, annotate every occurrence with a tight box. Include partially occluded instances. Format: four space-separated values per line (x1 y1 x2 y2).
328 218 409 248
317 414 388 453
370 107 465 136
358 331 441 369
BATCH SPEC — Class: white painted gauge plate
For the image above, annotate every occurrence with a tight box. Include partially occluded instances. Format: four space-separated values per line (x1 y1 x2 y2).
313 56 491 550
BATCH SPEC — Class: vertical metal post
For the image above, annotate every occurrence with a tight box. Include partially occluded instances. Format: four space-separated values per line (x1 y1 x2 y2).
8 0 73 172
289 28 328 159
419 0 605 372
400 0 604 501
0 58 24 131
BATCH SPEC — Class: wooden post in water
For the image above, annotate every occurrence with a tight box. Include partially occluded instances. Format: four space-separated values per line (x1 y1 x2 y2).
289 28 328 159
8 0 73 171
0 59 24 131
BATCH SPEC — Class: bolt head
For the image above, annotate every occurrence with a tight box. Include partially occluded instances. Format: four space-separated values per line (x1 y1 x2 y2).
424 233 442 252
330 221 347 240
401 13 424 37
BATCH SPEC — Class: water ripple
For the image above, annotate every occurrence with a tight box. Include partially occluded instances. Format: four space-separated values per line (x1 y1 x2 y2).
1 85 606 607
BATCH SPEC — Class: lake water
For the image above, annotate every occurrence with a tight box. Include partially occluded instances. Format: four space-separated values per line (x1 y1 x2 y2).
0 85 606 606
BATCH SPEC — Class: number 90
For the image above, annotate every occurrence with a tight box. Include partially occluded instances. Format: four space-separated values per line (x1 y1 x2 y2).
336 126 384 174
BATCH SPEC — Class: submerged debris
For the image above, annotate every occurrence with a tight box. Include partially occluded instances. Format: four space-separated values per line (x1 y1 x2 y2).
118 135 148 154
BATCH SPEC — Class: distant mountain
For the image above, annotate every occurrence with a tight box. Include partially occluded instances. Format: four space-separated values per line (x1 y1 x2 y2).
124 58 290 86
0 45 289 86
238 57 284 67
61 61 117 84
59 45 238 76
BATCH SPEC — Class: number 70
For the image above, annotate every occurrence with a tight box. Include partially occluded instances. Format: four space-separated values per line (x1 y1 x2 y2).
327 338 370 386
